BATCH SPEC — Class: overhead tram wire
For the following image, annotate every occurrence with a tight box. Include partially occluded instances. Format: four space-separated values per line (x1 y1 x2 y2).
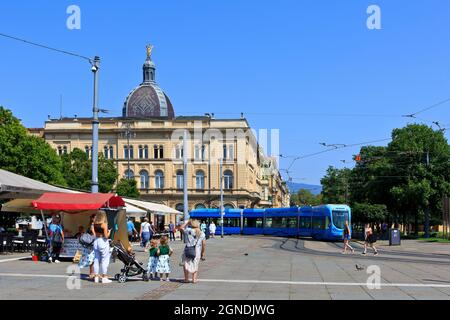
282 138 391 171
0 32 92 63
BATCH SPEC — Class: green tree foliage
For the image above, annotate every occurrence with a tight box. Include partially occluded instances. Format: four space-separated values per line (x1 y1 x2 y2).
351 203 388 224
116 178 139 198
61 148 118 193
290 189 322 206
320 167 351 204
0 107 65 185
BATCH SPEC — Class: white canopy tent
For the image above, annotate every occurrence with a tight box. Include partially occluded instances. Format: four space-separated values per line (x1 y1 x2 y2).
123 198 182 215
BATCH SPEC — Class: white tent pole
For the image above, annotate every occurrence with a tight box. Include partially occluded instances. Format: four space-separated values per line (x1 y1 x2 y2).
40 210 49 239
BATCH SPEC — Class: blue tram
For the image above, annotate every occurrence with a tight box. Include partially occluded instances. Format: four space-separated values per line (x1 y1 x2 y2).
189 204 351 241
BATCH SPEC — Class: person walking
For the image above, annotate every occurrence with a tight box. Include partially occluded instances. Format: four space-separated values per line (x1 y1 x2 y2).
342 220 354 254
140 218 151 248
180 219 206 284
362 223 378 256
156 235 173 281
149 220 156 240
48 214 64 264
91 211 112 284
127 218 137 243
209 221 216 238
200 221 207 234
168 221 175 241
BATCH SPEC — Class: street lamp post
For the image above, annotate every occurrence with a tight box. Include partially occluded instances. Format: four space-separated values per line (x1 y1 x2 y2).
91 56 100 193
183 130 189 222
220 157 224 238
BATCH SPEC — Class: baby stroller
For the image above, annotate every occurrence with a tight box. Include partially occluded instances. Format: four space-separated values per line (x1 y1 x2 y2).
111 241 149 283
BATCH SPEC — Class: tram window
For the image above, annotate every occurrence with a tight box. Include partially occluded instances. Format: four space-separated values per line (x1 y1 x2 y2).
332 210 349 229
287 217 297 228
265 218 272 228
325 216 330 229
223 218 239 227
299 217 311 229
244 218 263 228
271 217 286 228
313 217 325 230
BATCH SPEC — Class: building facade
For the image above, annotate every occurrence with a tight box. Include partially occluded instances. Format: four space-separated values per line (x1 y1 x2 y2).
37 47 289 211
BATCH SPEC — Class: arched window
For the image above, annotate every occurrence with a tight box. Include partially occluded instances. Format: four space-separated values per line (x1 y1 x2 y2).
57 146 63 156
144 145 148 159
140 170 149 189
195 203 206 209
109 146 114 159
138 145 143 159
224 203 235 209
195 170 205 190
124 146 133 159
175 203 184 212
159 145 164 159
176 170 184 189
155 170 164 189
124 169 134 179
223 170 233 190
104 146 109 159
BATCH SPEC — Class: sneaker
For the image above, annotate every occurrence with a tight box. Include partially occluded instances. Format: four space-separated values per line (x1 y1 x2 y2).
165 278 170 282
374 252 379 256
94 276 99 283
54 260 61 264
102 278 112 284
361 252 366 255
48 257 53 263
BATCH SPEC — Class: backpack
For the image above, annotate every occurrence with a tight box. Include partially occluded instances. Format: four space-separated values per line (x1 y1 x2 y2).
79 233 95 248
52 226 63 244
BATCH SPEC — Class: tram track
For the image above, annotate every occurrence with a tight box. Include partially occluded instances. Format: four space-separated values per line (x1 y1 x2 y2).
277 237 450 266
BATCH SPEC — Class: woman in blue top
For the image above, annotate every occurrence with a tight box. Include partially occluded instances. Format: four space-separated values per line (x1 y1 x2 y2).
48 214 64 263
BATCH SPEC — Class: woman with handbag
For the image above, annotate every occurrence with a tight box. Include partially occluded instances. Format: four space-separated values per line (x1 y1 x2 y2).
78 214 96 279
179 219 206 283
362 223 379 256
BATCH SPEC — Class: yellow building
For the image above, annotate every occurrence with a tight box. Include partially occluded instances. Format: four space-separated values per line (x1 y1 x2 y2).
38 48 289 211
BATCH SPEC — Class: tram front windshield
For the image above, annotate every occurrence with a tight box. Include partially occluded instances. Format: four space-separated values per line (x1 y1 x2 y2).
332 210 349 229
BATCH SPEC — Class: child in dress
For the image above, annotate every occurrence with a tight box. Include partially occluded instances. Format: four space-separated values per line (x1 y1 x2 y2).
156 235 173 281
147 239 159 279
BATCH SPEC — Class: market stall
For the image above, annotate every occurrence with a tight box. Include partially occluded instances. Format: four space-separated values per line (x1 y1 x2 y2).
31 192 128 258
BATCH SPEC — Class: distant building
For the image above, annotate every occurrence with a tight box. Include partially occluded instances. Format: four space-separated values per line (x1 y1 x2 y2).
34 46 289 210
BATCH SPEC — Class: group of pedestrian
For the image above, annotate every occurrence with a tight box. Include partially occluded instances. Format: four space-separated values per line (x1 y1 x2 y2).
145 219 207 283
342 221 378 256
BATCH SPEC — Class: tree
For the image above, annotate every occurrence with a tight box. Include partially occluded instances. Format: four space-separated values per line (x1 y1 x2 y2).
0 107 65 185
386 124 450 236
351 203 388 225
116 178 139 198
291 189 322 206
60 148 118 193
321 167 351 204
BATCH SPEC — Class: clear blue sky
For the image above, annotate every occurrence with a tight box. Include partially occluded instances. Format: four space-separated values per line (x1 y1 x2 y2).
1 1 449 185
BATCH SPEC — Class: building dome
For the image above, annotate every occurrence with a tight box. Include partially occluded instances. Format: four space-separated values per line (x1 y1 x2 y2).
123 45 175 119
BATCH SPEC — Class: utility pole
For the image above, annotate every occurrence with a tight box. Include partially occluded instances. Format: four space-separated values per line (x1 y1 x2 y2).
220 157 224 238
424 151 430 238
91 56 100 193
183 130 189 222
